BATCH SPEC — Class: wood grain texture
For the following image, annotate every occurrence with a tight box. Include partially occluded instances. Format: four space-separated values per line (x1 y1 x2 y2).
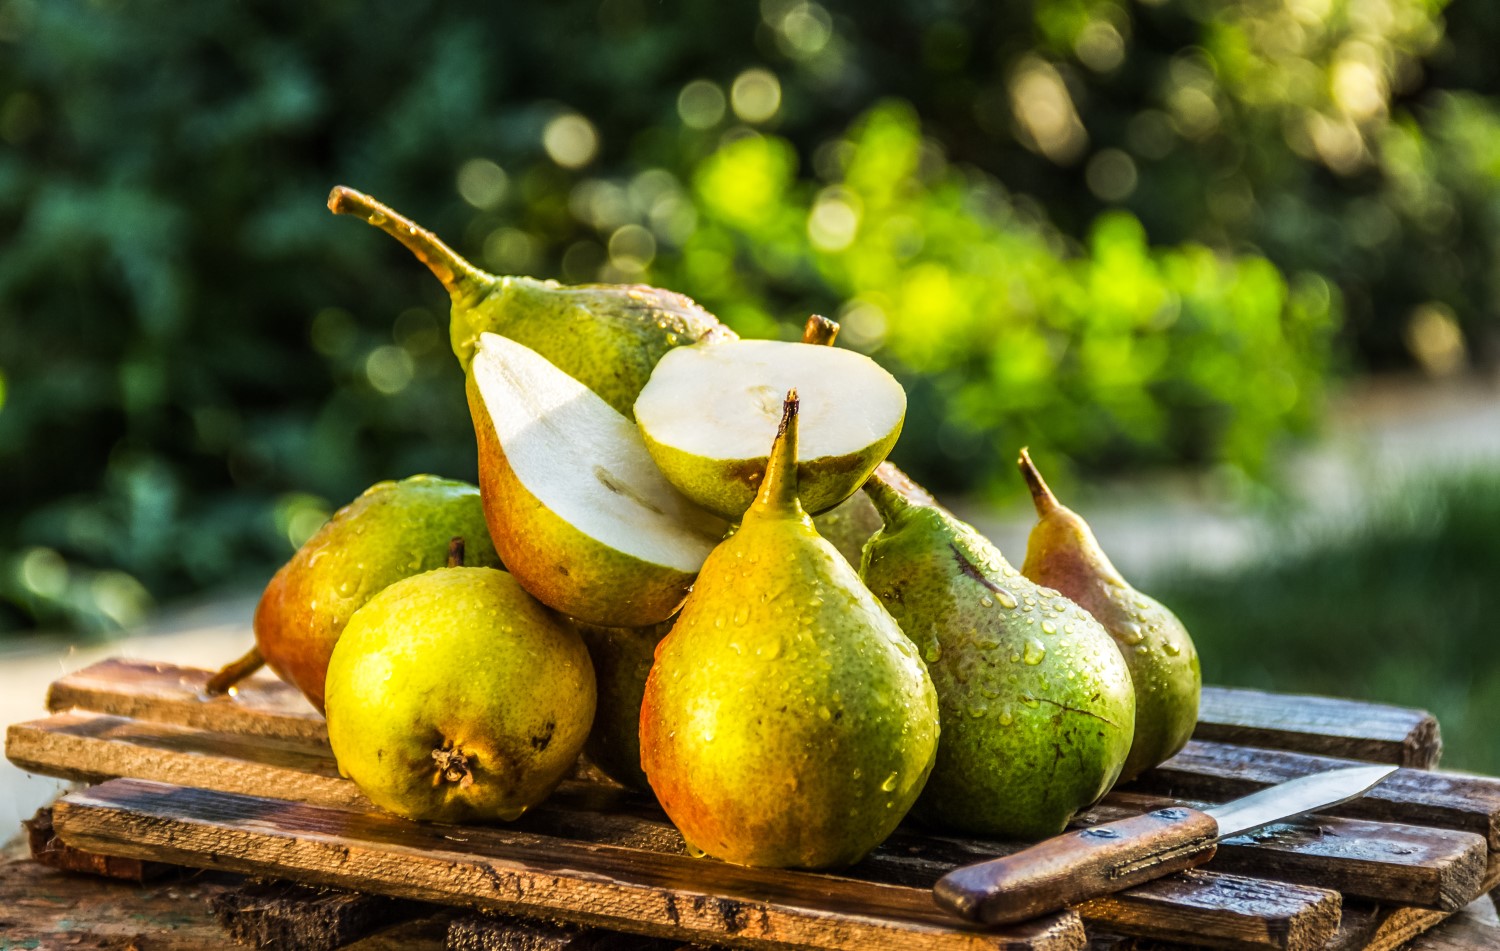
1196 686 1441 768
47 656 327 742
0 855 237 949
445 914 691 950
1131 740 1500 849
1326 860 1500 951
10 707 1477 946
1402 906 1500 951
211 879 424 951
1095 792 1489 911
52 778 1088 951
50 660 1449 770
8 709 1402 947
6 710 366 807
25 804 176 881
1075 870 1341 950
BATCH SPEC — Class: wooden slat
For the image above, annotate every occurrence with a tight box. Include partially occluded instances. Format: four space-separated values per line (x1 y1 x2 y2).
1073 870 1339 950
51 778 1086 951
1327 860 1500 951
1402 906 1500 951
210 879 424 951
7 710 1454 948
1132 740 1500 849
49 660 1447 770
1096 792 1488 911
446 914 691 950
6 711 363 808
1196 686 1441 768
3 709 1374 949
0 854 237 949
24 804 175 882
47 657 326 742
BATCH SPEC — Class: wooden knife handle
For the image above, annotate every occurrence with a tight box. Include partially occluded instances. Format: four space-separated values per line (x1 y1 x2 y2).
933 806 1220 925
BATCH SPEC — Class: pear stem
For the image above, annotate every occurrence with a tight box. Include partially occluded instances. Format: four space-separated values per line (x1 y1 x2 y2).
327 186 489 304
1017 447 1062 517
750 391 802 517
447 536 466 569
801 314 840 346
205 646 264 696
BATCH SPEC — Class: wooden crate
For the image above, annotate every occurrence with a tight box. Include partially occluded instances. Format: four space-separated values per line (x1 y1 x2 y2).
7 658 1499 950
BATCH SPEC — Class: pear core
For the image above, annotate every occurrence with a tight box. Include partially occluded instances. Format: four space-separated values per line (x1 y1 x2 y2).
632 340 906 518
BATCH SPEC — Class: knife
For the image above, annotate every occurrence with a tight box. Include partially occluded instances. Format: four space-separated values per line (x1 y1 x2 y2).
933 763 1398 925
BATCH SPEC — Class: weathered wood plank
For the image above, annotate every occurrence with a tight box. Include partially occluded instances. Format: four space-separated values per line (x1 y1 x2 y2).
0 855 237 949
1325 860 1500 951
4 710 1371 946
47 656 327 742
1074 871 1339 950
6 710 365 807
25 804 176 881
1096 791 1488 912
52 778 1087 951
211 879 424 951
1131 740 1500 849
445 913 692 950
1196 686 1441 768
49 659 1448 771
1402 904 1500 951
7 709 1455 946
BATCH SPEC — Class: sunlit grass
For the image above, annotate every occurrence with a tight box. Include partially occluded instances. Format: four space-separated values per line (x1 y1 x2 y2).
1156 469 1500 773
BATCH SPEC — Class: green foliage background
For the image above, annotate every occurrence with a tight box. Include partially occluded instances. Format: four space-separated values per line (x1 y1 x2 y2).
1 0 1497 635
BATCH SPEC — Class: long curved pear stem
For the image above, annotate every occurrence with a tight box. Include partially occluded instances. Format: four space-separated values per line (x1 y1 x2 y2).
750 391 802 517
1017 447 1062 518
801 314 840 346
205 645 265 696
327 186 488 303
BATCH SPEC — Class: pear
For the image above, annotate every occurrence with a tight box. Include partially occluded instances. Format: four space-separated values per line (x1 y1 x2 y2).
328 187 733 417
325 545 595 823
574 620 671 791
860 466 1135 839
640 393 939 869
209 476 501 712
798 314 887 567
633 339 905 519
812 490 886 568
1018 449 1201 782
468 332 726 627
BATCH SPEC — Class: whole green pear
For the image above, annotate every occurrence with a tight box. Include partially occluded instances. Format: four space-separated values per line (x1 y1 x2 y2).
812 492 885 567
328 187 734 417
325 562 595 823
1018 450 1201 782
228 476 500 713
640 393 939 869
861 466 1135 839
574 620 672 791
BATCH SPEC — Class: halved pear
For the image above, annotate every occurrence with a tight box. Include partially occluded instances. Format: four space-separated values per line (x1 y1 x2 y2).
632 340 906 518
468 333 726 627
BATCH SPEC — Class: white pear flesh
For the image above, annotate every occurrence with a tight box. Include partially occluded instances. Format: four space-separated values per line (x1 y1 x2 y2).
468 332 725 626
632 340 907 518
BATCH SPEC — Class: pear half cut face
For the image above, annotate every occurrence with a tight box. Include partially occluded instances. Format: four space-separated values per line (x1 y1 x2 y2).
468 332 725 627
633 340 907 518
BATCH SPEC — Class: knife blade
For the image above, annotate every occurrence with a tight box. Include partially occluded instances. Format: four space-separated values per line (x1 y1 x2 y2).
933 764 1398 926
